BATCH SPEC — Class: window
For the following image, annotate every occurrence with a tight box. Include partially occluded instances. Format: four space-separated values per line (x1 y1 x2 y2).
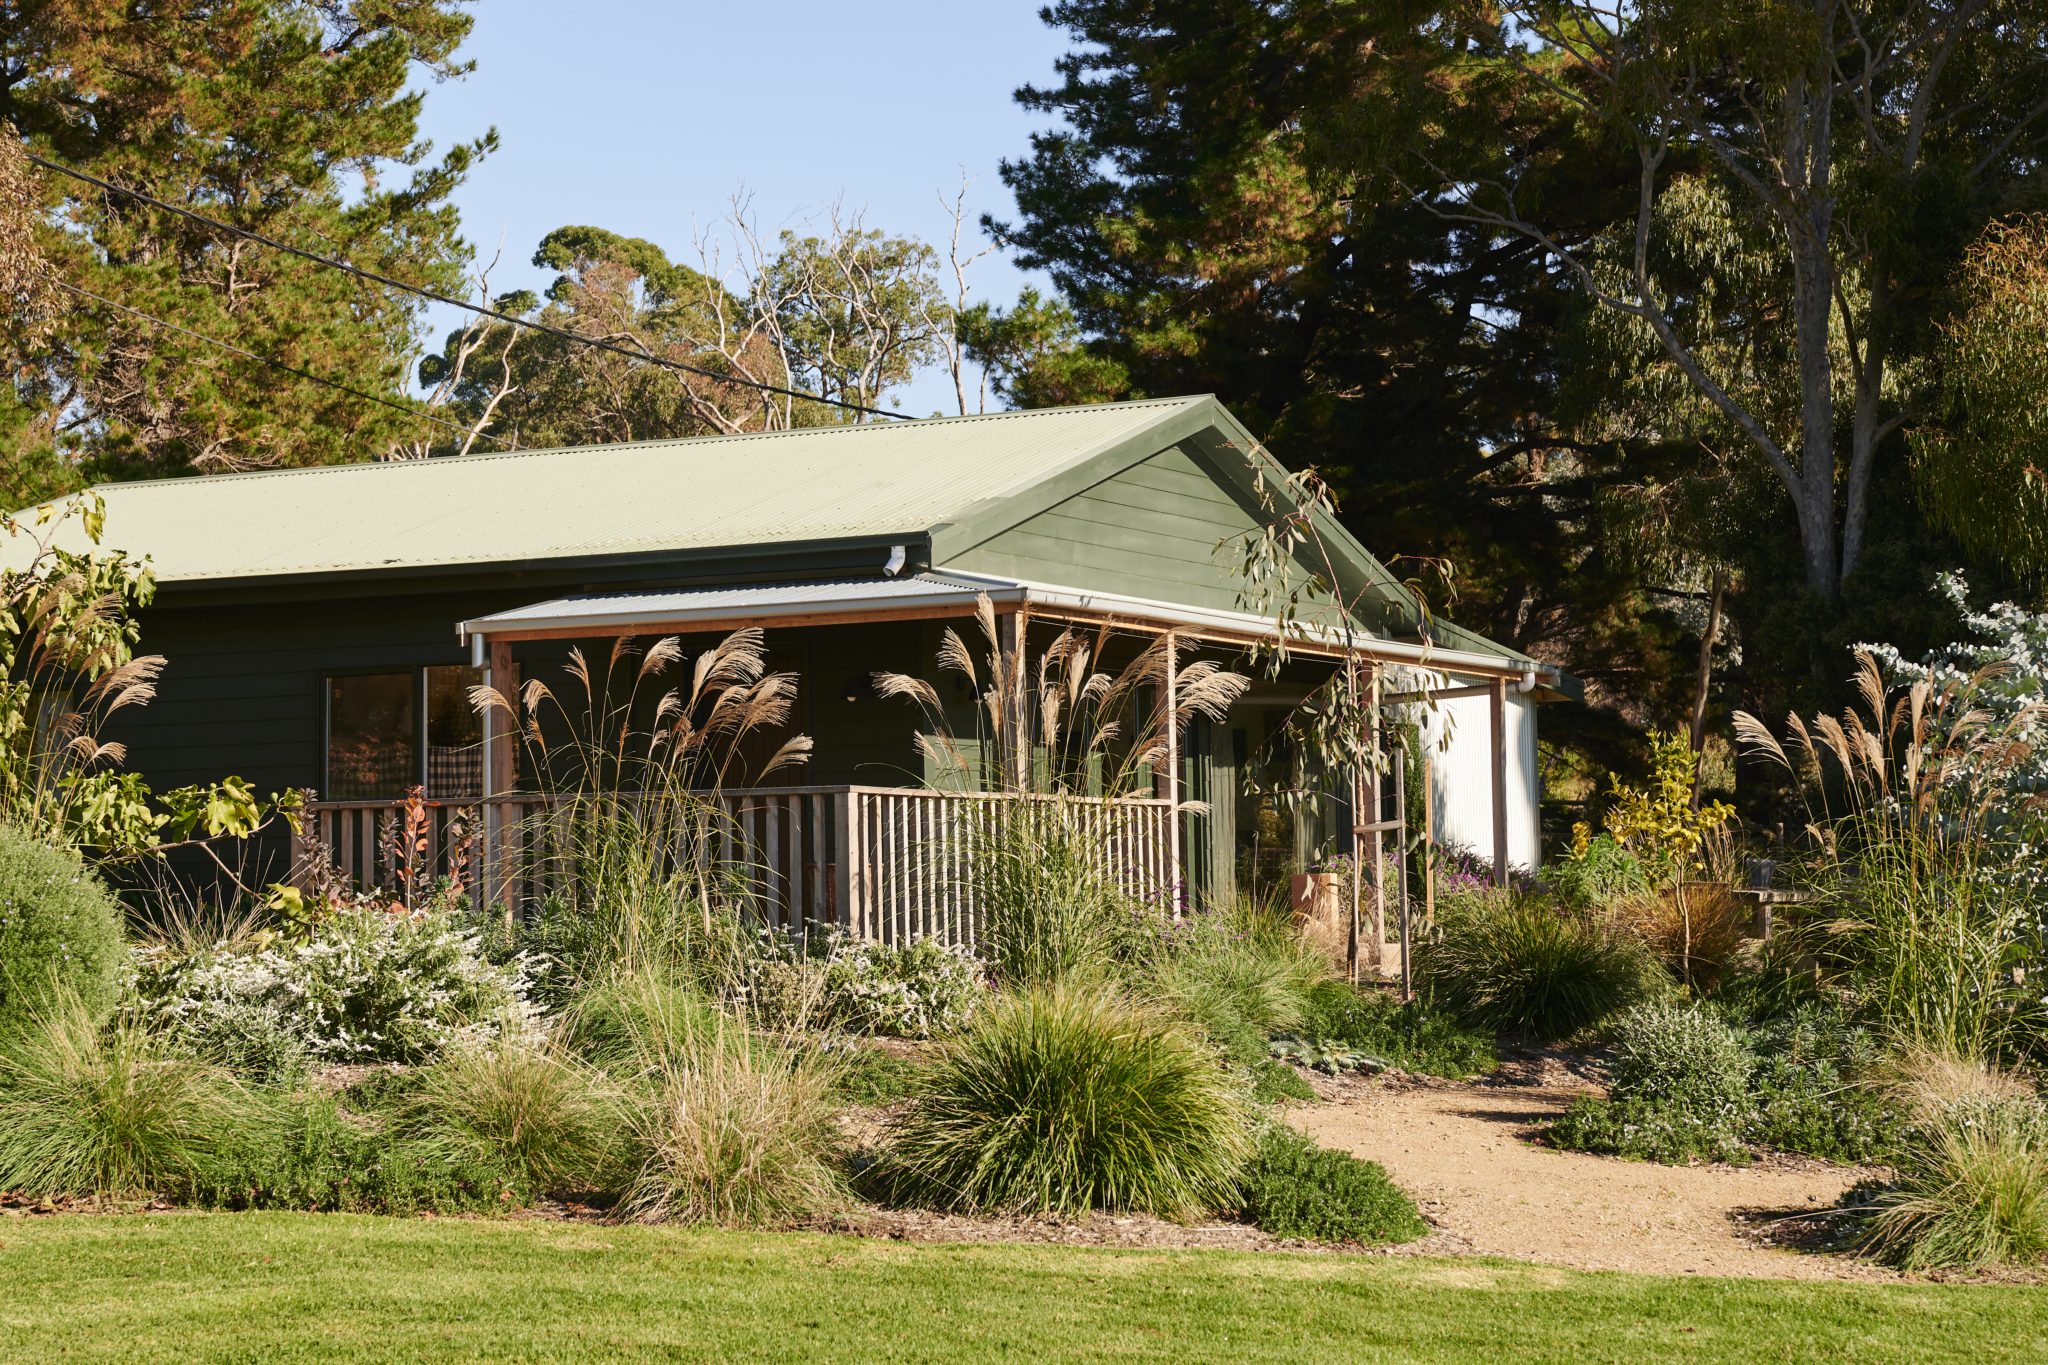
325 666 484 799
425 665 484 797
326 673 416 799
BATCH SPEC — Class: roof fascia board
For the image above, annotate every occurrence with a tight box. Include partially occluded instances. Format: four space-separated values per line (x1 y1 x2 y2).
146 533 929 608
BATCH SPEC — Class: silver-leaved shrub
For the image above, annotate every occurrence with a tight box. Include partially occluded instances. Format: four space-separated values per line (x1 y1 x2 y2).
131 900 536 1071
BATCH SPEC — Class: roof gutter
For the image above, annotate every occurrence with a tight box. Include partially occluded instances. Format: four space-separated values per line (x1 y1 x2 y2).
458 568 1563 690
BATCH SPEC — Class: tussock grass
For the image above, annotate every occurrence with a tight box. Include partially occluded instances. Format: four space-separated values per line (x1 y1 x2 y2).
397 1027 623 1196
1865 1098 2048 1271
616 1022 844 1227
889 984 1254 1219
0 992 244 1199
1417 891 1655 1039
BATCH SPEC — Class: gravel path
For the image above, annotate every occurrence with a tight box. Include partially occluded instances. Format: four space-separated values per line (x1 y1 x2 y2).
1290 1054 1893 1281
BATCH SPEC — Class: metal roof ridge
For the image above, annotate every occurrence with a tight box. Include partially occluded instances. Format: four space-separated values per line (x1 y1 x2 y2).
80 395 1214 497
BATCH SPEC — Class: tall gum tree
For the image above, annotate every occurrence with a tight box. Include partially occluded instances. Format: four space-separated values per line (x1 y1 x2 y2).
1343 0 2048 606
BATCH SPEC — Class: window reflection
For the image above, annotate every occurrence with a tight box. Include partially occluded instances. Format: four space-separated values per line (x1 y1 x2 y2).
327 673 416 799
426 666 483 797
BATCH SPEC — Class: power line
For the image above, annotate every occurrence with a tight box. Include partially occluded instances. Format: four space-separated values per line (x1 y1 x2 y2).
26 152 914 423
55 280 510 451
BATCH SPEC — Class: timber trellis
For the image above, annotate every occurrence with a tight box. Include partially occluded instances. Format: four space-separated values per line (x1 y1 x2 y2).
299 785 1175 949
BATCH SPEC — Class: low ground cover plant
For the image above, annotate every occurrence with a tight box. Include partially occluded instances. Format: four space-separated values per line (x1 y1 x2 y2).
1551 1000 1909 1167
1235 1124 1426 1244
1290 978 1498 1078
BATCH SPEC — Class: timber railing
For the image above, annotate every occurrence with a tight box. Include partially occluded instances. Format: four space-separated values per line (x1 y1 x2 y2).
299 785 1175 948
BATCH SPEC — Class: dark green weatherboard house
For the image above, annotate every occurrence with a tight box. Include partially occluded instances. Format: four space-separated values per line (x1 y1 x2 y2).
54 396 1560 935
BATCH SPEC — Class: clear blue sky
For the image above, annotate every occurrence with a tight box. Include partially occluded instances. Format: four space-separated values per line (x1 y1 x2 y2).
410 1 1074 415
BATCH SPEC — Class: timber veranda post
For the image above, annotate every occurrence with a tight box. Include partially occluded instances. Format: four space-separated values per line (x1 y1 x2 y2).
1489 674 1509 888
1162 628 1180 917
485 638 520 925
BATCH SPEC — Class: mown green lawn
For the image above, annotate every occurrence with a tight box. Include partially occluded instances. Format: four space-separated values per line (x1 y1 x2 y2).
1 1213 2040 1364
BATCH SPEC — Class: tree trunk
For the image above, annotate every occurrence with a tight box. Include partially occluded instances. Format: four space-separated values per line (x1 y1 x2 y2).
1688 569 1725 811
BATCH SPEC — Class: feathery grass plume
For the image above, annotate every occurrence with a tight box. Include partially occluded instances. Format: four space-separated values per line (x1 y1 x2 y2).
1864 1097 2048 1271
889 983 1254 1219
1415 889 1656 1039
0 991 245 1200
1734 647 2047 1061
396 1025 624 1196
873 593 1247 796
474 627 811 991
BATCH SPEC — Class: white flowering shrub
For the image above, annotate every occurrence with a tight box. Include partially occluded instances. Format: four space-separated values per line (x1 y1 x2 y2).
734 927 985 1038
132 900 536 1070
1863 572 2048 893
823 936 985 1038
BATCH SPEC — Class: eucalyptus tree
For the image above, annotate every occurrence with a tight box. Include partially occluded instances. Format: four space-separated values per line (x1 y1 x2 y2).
1367 0 2048 606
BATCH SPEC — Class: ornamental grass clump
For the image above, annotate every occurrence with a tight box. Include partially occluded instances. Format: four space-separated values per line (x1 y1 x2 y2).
615 1021 844 1227
1416 890 1654 1039
395 1027 623 1197
1864 1096 2048 1272
889 984 1254 1219
0 992 245 1200
1141 898 1330 1068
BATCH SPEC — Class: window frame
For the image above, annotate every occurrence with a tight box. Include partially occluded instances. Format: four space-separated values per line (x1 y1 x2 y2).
321 664 481 801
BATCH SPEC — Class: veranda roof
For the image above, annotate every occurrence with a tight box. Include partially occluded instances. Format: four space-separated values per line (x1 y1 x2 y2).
456 570 1565 690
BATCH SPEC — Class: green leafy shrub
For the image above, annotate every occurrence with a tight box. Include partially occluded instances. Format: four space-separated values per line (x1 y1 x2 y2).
1547 1003 1751 1164
1864 1098 2048 1271
736 929 985 1037
1741 1007 1902 1163
1416 891 1655 1038
1607 1002 1751 1116
889 984 1254 1219
0 830 124 1037
1236 1124 1426 1244
1547 1093 1751 1165
1546 833 1654 911
394 1031 622 1196
825 936 985 1037
193 1090 522 1214
1294 980 1498 1078
130 901 533 1067
0 993 246 1199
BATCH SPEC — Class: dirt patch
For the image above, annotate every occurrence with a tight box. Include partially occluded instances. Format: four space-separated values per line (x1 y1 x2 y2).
1289 1049 1896 1282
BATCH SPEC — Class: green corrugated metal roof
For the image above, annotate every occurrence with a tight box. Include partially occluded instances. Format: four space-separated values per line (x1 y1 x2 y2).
27 397 1210 584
